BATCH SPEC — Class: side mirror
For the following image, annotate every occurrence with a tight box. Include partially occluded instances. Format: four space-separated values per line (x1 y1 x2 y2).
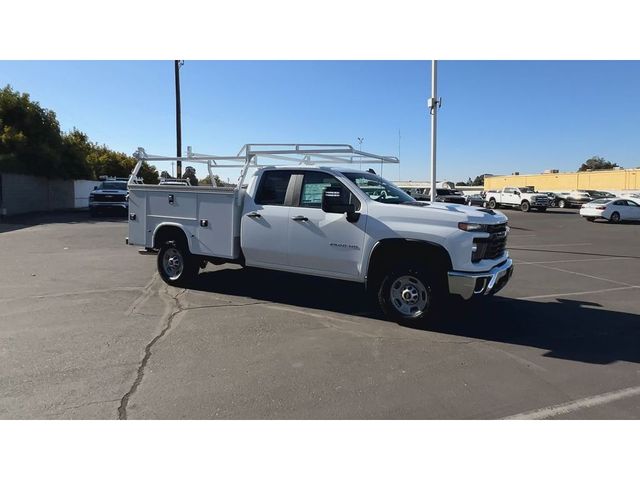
515 191 520 196
322 186 359 222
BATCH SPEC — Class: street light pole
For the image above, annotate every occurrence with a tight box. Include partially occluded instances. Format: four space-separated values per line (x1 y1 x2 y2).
357 137 364 170
175 60 184 178
429 60 441 202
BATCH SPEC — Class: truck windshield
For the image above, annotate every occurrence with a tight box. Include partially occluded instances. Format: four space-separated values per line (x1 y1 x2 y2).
342 172 416 204
100 182 127 190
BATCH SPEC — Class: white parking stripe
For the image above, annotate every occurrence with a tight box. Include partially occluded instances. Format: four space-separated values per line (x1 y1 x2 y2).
509 242 592 248
518 286 640 300
515 257 633 266
503 385 640 419
527 263 635 287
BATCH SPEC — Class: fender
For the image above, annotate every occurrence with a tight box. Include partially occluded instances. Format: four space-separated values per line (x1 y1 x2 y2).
151 222 195 252
364 238 453 288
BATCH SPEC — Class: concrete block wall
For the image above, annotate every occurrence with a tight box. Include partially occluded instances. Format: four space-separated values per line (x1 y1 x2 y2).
0 172 76 216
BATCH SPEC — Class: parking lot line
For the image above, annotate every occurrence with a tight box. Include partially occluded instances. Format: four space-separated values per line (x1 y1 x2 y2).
503 385 640 419
527 263 636 287
517 285 640 300
509 242 592 248
514 257 632 266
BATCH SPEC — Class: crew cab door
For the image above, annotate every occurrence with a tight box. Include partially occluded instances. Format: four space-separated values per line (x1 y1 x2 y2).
286 171 366 279
502 187 518 204
241 170 295 267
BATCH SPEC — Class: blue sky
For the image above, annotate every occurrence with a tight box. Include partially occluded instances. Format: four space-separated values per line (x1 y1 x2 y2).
1 60 639 183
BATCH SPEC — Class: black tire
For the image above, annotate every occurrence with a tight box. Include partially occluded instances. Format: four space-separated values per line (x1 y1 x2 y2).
520 201 530 212
537 207 547 212
558 199 566 208
377 264 440 325
609 211 621 224
157 240 199 287
488 198 497 209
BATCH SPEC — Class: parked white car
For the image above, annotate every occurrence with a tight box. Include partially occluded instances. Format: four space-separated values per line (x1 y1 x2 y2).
580 198 640 223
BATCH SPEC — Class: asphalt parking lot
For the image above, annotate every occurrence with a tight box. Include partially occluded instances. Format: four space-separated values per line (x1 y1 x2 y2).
1 207 639 419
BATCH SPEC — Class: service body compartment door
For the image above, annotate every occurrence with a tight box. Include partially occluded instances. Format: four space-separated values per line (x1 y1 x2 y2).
241 170 294 267
195 189 239 259
127 187 147 246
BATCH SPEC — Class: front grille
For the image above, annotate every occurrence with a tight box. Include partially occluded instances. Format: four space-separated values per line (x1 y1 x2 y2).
93 193 127 202
473 223 508 262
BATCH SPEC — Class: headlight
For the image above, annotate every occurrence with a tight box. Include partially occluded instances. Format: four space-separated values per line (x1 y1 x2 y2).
458 222 485 232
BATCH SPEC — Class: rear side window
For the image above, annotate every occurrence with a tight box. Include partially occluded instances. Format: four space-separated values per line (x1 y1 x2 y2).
255 171 293 205
299 172 344 208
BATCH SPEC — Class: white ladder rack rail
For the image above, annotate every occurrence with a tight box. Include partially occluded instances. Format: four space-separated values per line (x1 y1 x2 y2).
130 143 399 190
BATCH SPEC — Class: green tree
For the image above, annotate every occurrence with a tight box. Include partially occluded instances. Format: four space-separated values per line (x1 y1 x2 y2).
471 175 484 186
0 85 66 177
578 156 619 172
1 85 159 183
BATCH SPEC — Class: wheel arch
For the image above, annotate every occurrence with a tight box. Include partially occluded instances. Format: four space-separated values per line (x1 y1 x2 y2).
152 223 192 251
365 238 453 290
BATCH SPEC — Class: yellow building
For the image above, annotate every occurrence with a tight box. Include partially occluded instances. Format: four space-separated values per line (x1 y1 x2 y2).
484 168 640 192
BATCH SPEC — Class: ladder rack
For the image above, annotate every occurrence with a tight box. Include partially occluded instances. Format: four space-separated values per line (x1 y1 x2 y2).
130 143 399 189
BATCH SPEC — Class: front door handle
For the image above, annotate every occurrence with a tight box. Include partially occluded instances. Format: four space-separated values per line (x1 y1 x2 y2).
246 211 262 218
291 215 308 222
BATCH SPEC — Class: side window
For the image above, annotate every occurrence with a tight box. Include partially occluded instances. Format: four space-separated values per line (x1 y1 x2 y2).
255 170 293 206
299 172 344 208
504 188 513 194
613 200 625 206
628 200 639 207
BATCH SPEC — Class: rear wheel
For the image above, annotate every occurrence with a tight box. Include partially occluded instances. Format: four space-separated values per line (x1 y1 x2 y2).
488 198 497 209
377 264 440 325
157 240 199 287
609 211 621 223
520 201 530 212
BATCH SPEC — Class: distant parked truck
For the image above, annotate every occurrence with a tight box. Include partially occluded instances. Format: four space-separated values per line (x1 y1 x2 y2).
485 186 550 212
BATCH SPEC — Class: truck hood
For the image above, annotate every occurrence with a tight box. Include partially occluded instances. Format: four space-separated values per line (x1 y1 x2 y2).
369 202 508 228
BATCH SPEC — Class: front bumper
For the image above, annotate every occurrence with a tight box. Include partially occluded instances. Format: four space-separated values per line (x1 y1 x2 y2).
89 202 128 209
447 258 513 300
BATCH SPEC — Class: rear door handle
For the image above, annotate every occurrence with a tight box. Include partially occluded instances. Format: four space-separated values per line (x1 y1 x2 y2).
246 211 261 218
291 215 308 222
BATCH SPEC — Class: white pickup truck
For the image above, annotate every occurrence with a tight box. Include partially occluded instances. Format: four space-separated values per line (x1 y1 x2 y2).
126 144 513 324
485 187 550 212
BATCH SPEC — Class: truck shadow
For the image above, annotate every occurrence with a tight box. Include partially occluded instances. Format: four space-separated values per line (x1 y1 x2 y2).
193 267 640 365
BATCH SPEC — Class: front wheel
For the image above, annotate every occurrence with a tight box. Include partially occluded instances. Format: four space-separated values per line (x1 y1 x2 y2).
520 201 530 212
377 265 438 325
557 199 567 208
488 199 497 209
157 240 199 287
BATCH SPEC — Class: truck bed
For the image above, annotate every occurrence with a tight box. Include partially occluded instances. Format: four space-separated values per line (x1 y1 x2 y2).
128 184 243 259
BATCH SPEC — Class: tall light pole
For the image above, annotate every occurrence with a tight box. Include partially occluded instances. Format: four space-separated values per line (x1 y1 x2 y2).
175 60 184 178
357 137 364 170
429 60 442 202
